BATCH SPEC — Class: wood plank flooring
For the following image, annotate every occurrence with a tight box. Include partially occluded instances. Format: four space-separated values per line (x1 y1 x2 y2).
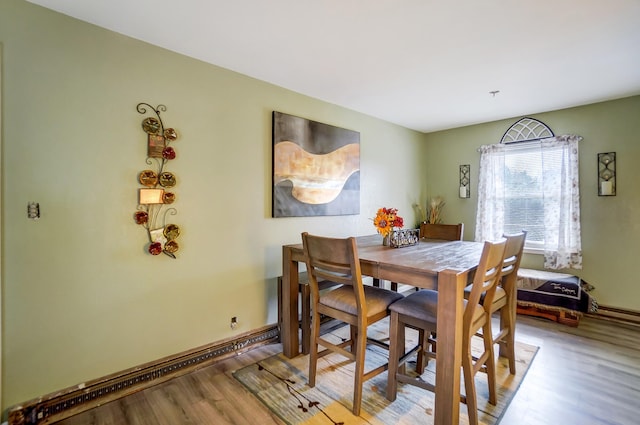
55 315 640 425
500 316 640 425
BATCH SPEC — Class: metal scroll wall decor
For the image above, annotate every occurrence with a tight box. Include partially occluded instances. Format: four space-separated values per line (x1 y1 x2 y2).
134 103 181 258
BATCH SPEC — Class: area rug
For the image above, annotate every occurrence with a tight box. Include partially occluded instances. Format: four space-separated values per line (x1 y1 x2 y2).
233 321 538 425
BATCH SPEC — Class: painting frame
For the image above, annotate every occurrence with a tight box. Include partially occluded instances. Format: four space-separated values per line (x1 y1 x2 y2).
272 111 360 217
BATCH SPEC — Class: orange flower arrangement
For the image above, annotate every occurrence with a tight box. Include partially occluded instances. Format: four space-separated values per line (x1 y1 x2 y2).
373 207 404 237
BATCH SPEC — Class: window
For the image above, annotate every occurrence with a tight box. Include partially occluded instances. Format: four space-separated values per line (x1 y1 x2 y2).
475 119 582 270
502 142 563 251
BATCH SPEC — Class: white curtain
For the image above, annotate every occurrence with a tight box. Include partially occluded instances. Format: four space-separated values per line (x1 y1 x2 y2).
475 135 582 269
475 143 506 242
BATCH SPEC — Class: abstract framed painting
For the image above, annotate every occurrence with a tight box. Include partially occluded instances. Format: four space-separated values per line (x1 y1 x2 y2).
272 111 360 217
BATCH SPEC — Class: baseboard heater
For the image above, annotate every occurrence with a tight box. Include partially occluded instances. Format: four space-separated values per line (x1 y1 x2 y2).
588 304 640 326
6 325 279 425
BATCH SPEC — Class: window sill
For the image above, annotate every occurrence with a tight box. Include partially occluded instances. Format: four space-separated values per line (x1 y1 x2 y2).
524 247 544 255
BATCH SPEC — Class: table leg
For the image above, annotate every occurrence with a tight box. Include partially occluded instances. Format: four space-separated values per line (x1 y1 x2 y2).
282 246 300 358
434 269 465 425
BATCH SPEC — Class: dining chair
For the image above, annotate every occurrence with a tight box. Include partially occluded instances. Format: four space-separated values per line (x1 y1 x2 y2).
302 232 404 416
464 231 527 374
420 222 464 241
385 238 506 425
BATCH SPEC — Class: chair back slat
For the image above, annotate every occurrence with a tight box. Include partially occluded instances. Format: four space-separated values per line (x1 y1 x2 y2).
301 232 366 313
500 231 527 282
464 239 506 324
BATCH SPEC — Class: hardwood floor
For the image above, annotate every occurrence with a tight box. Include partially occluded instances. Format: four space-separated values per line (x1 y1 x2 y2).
500 316 640 425
55 315 640 425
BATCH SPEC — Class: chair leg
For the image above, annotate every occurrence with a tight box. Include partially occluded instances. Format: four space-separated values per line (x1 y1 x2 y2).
505 329 516 375
462 344 479 425
483 322 497 405
301 284 311 355
499 302 517 374
416 329 437 373
350 325 357 352
416 328 427 374
308 310 321 388
352 321 368 416
429 331 437 355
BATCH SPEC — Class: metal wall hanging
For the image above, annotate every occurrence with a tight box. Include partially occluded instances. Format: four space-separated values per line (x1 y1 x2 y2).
598 152 616 196
134 103 181 258
459 164 470 198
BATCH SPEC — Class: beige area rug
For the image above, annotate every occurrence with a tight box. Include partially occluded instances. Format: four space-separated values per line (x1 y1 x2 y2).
233 320 538 425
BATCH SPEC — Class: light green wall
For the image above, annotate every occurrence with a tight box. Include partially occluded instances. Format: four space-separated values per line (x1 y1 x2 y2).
1 42 4 409
3 0 638 413
0 1 427 409
423 96 640 312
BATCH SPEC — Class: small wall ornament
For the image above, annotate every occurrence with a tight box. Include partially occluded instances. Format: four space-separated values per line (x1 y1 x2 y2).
135 103 181 258
597 152 616 196
459 164 470 198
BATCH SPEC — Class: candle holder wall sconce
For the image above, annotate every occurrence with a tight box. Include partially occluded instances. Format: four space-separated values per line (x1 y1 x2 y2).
459 164 470 198
598 152 616 196
134 103 181 258
27 202 40 220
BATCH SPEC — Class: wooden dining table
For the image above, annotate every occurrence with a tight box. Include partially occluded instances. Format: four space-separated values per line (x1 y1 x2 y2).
281 234 485 425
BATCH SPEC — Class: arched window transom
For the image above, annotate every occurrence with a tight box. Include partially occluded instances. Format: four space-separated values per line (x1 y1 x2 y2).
500 117 554 144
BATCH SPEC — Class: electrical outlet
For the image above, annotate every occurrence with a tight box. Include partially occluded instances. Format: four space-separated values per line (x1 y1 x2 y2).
230 316 238 329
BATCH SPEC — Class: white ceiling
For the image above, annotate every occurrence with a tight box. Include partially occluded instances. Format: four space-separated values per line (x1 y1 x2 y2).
26 0 640 132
